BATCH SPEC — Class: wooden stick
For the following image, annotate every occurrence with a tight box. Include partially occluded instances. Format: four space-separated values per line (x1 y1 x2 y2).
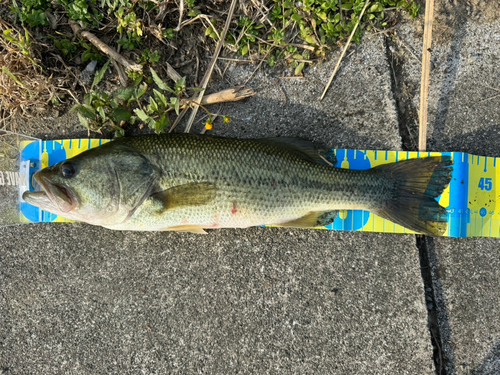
418 0 434 151
69 20 142 72
165 62 183 83
184 0 238 133
174 0 184 32
169 87 255 132
320 1 370 101
180 86 255 106
111 60 128 86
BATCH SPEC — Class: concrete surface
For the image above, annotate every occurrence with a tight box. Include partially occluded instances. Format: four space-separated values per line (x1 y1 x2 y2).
1 226 432 374
389 1 500 372
2 1 500 374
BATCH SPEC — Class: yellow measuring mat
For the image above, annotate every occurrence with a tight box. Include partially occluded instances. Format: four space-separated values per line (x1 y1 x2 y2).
1 132 498 237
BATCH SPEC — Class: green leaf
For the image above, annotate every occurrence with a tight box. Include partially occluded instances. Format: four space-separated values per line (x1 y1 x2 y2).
150 68 169 91
291 14 302 23
2 66 24 87
174 76 186 91
97 106 106 120
135 83 148 99
147 118 156 130
155 115 169 133
369 3 384 13
294 62 305 76
148 97 159 112
81 50 93 62
77 112 90 129
131 72 144 87
2 29 15 43
170 97 180 115
304 35 316 45
112 126 125 138
153 89 167 108
109 108 132 123
91 59 110 90
113 87 134 101
69 103 81 113
134 108 150 122
79 104 97 120
239 44 249 56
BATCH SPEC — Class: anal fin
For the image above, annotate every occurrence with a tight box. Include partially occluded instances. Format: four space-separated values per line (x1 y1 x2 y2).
278 210 338 228
161 225 208 234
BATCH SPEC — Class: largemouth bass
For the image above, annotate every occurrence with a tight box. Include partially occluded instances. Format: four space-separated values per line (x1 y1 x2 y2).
22 134 453 235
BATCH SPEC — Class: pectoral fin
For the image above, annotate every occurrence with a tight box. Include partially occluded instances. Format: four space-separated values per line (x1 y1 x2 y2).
161 225 208 234
151 182 217 212
278 210 338 228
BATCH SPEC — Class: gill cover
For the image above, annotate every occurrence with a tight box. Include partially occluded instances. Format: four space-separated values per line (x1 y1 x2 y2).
25 142 160 225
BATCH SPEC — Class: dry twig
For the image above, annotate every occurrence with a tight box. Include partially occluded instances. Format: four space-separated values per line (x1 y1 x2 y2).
180 86 255 107
174 0 185 32
320 1 370 101
69 20 142 73
418 0 434 151
184 0 238 133
394 31 421 63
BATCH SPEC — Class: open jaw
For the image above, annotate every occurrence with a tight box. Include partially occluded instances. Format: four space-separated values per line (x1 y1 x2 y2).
22 175 76 213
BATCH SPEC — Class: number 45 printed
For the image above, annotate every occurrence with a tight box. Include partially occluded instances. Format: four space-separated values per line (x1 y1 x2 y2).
478 177 493 191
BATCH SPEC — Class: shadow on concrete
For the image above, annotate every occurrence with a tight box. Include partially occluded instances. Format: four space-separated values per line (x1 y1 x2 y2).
439 122 500 158
472 338 500 374
32 99 397 152
431 2 469 148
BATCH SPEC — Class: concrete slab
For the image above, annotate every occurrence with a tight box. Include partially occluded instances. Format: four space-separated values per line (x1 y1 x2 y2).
391 1 500 373
0 33 435 373
0 226 433 374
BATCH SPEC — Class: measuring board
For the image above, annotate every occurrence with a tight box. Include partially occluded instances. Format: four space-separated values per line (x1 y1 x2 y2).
1 133 498 238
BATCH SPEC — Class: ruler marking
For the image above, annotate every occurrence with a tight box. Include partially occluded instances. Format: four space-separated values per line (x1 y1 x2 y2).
447 215 451 237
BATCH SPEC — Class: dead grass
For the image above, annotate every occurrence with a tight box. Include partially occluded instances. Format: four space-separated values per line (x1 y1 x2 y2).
0 20 72 126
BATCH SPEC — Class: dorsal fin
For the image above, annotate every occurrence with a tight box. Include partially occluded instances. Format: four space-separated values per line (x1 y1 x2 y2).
256 137 336 166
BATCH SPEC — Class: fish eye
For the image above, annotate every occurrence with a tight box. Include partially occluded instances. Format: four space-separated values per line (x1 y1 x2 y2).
61 162 76 178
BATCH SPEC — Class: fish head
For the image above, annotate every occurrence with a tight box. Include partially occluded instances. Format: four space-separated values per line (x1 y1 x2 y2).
22 143 157 226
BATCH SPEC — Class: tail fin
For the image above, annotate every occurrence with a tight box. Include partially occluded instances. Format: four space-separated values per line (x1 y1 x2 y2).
372 156 453 236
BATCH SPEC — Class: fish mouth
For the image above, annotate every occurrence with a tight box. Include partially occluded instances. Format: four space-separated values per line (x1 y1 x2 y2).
23 174 76 213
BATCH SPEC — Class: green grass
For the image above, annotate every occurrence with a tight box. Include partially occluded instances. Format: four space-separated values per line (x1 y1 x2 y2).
2 0 420 134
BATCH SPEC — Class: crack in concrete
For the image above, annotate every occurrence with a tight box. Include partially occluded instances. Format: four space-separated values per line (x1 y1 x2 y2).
383 34 454 375
417 236 454 375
